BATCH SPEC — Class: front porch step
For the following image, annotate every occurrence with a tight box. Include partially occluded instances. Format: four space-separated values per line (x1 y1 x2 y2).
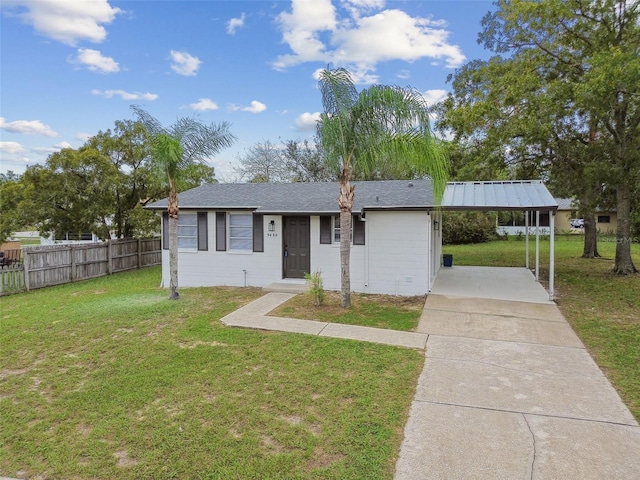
263 282 309 294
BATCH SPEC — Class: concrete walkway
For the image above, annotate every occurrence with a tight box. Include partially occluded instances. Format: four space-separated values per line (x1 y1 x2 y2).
220 267 640 479
221 292 428 350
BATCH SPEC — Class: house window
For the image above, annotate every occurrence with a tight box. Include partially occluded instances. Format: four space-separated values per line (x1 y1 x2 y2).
215 213 263 252
333 215 350 243
229 214 253 250
178 213 198 249
163 212 208 250
319 215 365 245
597 215 610 223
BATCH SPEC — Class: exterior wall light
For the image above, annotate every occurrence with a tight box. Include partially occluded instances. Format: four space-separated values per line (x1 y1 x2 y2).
268 220 276 232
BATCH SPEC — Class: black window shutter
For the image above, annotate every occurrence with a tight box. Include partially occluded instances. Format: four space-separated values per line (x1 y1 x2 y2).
197 212 208 251
253 214 264 252
162 212 169 250
216 212 226 251
353 215 365 245
320 216 331 244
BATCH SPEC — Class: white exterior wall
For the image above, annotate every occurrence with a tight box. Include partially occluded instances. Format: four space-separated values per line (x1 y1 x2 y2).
163 210 437 296
162 213 284 288
308 216 366 293
310 211 432 296
365 210 431 296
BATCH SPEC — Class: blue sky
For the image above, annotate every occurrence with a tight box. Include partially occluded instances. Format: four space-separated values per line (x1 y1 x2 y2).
0 0 494 180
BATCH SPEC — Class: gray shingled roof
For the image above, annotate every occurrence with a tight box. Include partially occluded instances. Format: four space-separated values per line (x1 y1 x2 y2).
442 180 557 211
145 179 435 213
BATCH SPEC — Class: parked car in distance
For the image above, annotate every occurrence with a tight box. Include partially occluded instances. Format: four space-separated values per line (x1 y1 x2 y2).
571 218 584 228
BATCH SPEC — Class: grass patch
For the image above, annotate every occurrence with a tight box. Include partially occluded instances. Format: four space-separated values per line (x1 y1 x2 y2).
444 235 640 421
19 238 41 246
270 291 425 332
0 267 423 479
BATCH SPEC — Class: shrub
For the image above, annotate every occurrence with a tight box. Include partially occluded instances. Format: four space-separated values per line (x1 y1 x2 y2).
443 211 497 245
304 270 325 306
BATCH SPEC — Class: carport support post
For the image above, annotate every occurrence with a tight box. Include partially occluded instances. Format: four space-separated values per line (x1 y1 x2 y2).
549 210 555 301
525 210 530 269
535 211 540 281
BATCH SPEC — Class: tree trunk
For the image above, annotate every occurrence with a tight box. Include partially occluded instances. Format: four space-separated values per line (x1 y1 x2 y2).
581 211 600 258
338 169 355 308
167 180 180 299
613 183 637 275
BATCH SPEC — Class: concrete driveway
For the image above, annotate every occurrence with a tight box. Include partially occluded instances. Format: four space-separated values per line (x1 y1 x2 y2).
395 266 640 479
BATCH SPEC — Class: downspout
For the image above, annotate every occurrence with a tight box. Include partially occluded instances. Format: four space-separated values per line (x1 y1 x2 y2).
549 210 555 301
359 209 369 288
535 210 540 282
427 211 432 291
525 210 530 269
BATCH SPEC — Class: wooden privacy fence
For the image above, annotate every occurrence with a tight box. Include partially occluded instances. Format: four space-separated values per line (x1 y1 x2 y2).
0 238 161 295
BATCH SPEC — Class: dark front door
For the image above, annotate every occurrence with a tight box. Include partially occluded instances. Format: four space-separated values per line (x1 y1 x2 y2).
283 216 310 278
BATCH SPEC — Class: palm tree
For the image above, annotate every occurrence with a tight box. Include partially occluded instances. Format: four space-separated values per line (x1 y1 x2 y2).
317 68 448 307
131 106 236 299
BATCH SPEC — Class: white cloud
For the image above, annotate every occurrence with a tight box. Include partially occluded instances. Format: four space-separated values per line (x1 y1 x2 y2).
230 100 267 114
0 141 27 155
170 50 202 76
76 132 94 142
2 0 122 46
227 13 245 35
295 112 321 130
91 89 158 101
244 100 267 113
0 141 30 169
189 98 219 111
0 117 58 137
311 65 376 84
342 0 385 19
272 0 337 70
273 0 466 83
70 48 120 73
422 89 448 106
32 141 73 155
332 10 465 68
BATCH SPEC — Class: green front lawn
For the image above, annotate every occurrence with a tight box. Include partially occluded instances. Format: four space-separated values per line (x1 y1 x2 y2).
0 267 423 479
270 291 425 332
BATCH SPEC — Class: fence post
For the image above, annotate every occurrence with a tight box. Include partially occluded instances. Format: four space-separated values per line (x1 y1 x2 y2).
137 238 142 269
23 248 30 292
107 240 113 275
70 245 76 282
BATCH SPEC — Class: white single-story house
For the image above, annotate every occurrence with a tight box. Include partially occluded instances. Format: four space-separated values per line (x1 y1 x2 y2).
147 180 443 296
147 179 558 298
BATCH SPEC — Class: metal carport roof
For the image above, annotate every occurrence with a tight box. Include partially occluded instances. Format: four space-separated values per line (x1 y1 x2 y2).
442 180 558 211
